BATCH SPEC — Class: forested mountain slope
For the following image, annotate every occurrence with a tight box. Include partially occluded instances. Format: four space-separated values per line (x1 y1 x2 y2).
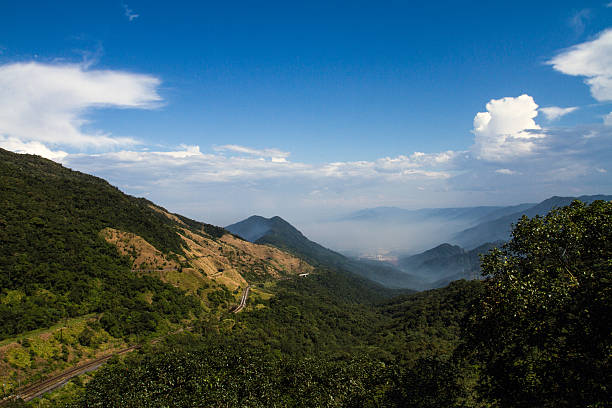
0 148 309 338
398 242 501 287
0 148 312 394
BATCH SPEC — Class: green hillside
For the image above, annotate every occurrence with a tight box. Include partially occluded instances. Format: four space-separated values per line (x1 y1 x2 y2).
0 148 209 340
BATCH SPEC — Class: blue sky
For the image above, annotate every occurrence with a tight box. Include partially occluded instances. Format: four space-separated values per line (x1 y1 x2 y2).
1 1 612 230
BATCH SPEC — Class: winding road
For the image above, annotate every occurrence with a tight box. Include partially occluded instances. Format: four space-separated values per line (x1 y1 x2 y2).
232 285 251 313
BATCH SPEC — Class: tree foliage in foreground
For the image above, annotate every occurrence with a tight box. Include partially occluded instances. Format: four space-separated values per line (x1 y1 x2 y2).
76 343 461 408
462 200 611 408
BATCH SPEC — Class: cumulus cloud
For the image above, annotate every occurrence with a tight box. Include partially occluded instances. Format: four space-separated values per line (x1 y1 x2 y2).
549 29 612 121
472 94 544 161
540 106 578 121
0 62 161 149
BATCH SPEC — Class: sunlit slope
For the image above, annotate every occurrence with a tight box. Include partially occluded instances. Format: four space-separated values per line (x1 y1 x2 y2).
0 147 310 341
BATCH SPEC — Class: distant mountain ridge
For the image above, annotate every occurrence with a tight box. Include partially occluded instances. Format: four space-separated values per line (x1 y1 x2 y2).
398 242 501 288
227 215 425 289
343 204 535 224
452 195 612 249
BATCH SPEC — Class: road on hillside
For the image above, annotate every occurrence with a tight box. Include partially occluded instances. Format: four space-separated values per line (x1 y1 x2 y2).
232 285 251 313
0 345 138 405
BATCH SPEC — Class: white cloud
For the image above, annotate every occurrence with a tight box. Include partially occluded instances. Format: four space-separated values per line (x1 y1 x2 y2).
472 94 544 162
66 144 455 185
540 106 578 121
549 29 612 121
0 136 67 161
549 29 612 80
0 62 161 149
60 144 462 227
123 4 139 21
605 112 612 126
495 168 517 175
214 144 290 161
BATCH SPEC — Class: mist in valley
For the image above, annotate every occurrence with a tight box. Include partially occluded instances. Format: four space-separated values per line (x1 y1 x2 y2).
299 218 471 259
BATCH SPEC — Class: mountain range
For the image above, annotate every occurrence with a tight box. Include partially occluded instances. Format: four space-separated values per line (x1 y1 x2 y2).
228 193 612 290
343 203 535 225
226 215 425 289
451 194 612 249
397 241 501 288
2 146 609 406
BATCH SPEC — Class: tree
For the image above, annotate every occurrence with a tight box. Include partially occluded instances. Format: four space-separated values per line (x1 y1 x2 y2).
463 200 611 408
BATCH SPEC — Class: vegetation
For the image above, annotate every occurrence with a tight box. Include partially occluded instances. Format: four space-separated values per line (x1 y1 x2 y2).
462 199 611 407
1 148 609 407
76 343 463 408
72 200 610 407
0 149 204 341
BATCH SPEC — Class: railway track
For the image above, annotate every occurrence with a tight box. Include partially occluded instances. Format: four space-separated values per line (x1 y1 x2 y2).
0 345 138 405
1 287 251 404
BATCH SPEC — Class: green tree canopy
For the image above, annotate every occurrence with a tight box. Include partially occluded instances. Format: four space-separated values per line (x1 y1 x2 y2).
463 200 611 408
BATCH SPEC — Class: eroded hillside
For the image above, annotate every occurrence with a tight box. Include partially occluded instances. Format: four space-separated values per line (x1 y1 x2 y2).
102 206 313 296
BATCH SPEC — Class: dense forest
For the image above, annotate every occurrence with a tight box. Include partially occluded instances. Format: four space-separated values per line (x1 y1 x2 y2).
0 148 218 340
1 149 610 407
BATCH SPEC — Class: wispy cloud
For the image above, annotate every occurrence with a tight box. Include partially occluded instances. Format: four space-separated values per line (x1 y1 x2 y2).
0 136 67 161
214 144 291 162
0 62 161 149
549 28 612 123
495 168 517 175
66 145 455 184
540 106 578 121
123 4 139 21
569 9 591 35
